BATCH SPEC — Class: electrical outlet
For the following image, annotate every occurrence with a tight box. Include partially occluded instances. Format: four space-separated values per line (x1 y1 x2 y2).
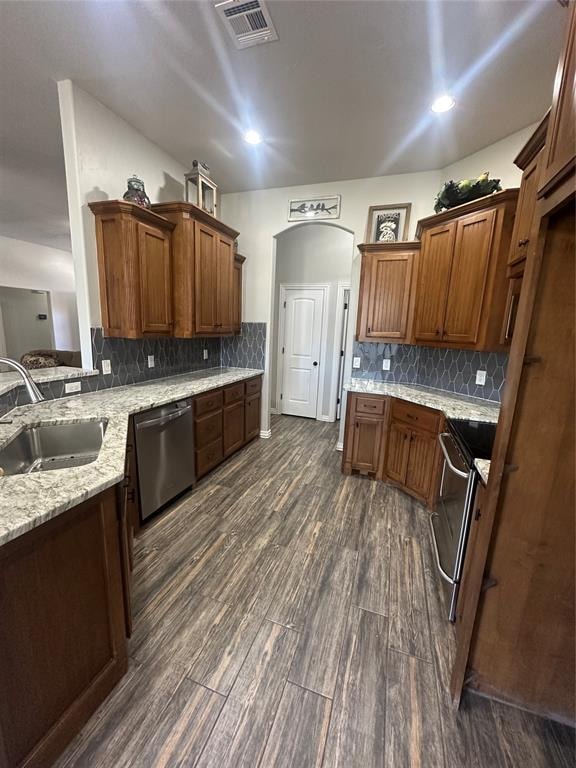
203 349 209 361
352 356 361 369
147 355 155 368
476 370 487 386
64 381 82 394
382 359 391 371
101 359 111 375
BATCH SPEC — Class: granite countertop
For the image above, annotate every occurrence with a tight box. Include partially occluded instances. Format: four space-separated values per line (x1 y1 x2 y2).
0 367 263 547
474 458 491 485
345 379 500 423
0 366 98 397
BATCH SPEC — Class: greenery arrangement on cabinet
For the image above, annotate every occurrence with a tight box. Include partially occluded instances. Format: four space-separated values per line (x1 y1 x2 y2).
434 172 502 213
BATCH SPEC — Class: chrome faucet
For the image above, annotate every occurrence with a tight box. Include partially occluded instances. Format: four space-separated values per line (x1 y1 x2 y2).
0 358 45 404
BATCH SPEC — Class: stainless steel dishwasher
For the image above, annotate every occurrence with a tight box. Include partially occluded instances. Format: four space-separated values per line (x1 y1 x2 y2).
134 399 195 521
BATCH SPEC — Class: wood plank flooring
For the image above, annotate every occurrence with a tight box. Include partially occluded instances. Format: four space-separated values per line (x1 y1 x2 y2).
54 415 575 768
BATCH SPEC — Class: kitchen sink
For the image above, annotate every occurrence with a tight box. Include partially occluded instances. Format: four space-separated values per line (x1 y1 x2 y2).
0 419 108 476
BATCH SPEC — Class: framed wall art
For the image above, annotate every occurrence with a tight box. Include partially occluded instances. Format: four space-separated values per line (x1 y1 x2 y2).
288 195 341 221
365 203 411 243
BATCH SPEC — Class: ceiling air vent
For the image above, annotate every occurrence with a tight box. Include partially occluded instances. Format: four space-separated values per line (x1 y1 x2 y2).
214 0 279 49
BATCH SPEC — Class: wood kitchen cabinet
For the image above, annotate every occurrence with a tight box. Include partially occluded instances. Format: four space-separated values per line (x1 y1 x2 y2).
356 242 419 342
413 190 518 350
89 200 176 338
223 381 245 457
0 488 128 768
151 202 240 338
245 377 262 442
342 393 442 508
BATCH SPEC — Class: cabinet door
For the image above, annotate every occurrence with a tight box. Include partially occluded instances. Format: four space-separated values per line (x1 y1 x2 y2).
538 2 575 199
385 420 410 483
414 222 456 342
351 415 383 474
405 429 438 502
194 222 219 334
217 236 234 332
442 209 495 345
508 155 540 269
363 251 415 340
223 400 245 457
245 392 261 442
232 258 243 333
138 222 173 334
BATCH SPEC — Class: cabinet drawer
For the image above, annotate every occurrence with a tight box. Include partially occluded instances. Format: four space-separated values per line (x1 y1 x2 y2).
245 377 262 396
194 389 223 416
391 399 441 433
195 410 223 449
196 438 223 478
354 395 386 416
224 381 245 404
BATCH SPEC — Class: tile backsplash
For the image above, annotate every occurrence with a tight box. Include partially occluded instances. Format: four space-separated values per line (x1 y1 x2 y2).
352 342 508 403
0 323 266 416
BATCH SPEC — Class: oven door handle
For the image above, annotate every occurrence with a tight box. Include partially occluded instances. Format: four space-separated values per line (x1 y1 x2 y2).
429 513 456 585
438 433 469 479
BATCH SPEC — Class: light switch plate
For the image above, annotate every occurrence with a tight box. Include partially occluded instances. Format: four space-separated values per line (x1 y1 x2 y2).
382 359 391 371
203 349 209 360
476 370 487 386
64 381 82 394
101 359 111 375
147 355 155 368
352 356 361 369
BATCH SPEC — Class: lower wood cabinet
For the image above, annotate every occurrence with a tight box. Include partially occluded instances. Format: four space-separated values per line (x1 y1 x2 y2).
0 488 128 768
342 393 443 508
194 376 262 479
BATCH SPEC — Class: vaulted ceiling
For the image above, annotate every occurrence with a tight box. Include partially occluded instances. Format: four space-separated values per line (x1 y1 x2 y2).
0 0 566 250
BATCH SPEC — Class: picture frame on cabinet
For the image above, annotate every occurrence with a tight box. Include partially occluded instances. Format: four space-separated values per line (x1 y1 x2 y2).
365 203 412 243
288 195 341 221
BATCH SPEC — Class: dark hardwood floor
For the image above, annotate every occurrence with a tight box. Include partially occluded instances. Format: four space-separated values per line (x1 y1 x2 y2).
54 416 575 767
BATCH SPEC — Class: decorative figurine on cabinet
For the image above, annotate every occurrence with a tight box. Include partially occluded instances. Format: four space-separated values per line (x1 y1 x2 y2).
122 175 151 208
185 160 218 216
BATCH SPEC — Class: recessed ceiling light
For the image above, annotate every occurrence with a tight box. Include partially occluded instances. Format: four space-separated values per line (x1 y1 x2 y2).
244 129 262 145
431 94 456 113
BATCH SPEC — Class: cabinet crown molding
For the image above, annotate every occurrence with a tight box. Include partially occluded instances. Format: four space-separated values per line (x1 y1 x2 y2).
151 200 240 240
416 188 519 238
514 111 550 170
358 240 420 254
88 199 176 230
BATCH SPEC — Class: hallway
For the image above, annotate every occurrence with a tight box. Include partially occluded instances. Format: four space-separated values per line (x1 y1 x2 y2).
54 416 574 767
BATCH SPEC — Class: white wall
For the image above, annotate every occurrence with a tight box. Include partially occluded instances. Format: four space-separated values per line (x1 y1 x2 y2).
0 234 80 352
440 123 538 190
273 224 354 418
58 80 189 365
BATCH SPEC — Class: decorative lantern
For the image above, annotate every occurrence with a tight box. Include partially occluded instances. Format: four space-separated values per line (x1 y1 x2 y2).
185 160 218 216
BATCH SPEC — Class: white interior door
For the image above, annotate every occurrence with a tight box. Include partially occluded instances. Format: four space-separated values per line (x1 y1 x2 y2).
281 288 324 418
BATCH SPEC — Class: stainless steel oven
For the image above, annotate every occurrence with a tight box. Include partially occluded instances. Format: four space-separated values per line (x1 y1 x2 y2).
430 427 477 622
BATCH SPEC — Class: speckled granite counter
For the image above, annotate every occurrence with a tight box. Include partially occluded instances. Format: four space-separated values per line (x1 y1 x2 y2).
0 365 98 397
345 379 500 423
474 458 491 485
0 367 262 547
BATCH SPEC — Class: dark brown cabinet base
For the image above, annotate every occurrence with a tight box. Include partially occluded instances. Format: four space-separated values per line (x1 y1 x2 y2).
0 488 128 768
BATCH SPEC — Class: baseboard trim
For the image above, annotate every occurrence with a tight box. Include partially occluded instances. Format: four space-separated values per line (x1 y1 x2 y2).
335 441 343 452
270 408 280 415
260 429 272 439
316 415 334 423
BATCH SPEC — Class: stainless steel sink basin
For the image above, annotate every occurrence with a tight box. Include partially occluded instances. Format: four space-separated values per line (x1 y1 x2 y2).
0 419 108 476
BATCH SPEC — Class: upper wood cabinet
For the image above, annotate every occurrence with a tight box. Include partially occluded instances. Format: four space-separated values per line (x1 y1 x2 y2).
356 243 419 342
152 202 241 338
89 201 175 338
233 254 245 334
538 1 575 204
414 190 518 350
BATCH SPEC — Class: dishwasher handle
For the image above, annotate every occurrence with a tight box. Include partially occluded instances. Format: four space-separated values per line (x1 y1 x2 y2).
136 404 192 431
438 433 469 479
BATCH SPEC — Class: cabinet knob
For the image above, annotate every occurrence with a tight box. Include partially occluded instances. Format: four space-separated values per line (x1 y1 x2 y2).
518 238 529 247
435 328 441 336
367 326 371 333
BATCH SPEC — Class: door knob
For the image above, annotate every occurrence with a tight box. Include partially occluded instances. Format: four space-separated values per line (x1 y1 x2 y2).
313 361 318 366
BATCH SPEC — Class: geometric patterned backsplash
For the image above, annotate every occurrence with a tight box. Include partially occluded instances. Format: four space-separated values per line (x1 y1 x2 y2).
221 322 266 370
351 341 508 403
0 323 266 416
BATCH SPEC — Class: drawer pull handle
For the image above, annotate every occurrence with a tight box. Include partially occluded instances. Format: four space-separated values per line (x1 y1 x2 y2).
406 413 417 420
